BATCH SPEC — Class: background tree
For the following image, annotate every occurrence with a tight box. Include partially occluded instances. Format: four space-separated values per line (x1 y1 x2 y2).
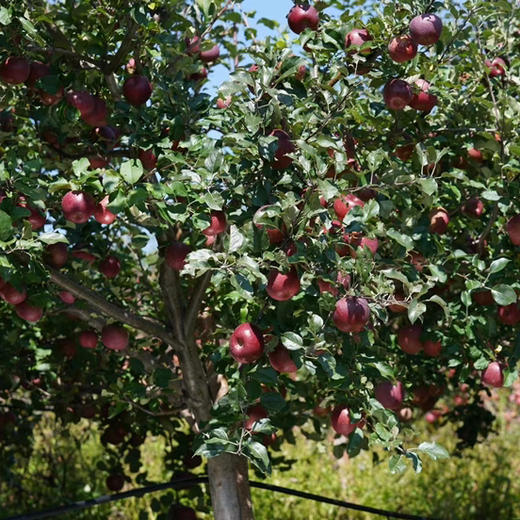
1 0 520 518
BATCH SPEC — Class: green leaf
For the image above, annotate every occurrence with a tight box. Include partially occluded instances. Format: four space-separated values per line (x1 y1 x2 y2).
154 368 171 388
417 442 449 460
39 233 68 245
120 160 144 185
408 299 426 324
389 454 407 474
260 392 286 412
405 451 423 473
0 7 12 25
228 225 244 253
386 228 414 251
0 210 13 241
203 192 224 211
491 284 517 306
281 332 304 351
243 440 271 474
481 190 501 201
489 258 510 275
418 178 438 196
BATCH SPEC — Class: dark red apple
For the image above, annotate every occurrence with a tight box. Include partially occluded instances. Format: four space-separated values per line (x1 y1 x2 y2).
123 75 152 106
345 28 373 53
467 148 484 163
395 143 414 161
138 149 157 170
331 406 363 436
375 381 404 410
409 13 443 46
472 289 494 306
409 79 438 112
66 91 95 115
203 210 227 236
317 278 338 296
189 67 208 81
270 129 296 170
333 297 370 333
268 344 297 373
15 301 43 323
169 505 197 520
333 193 364 220
72 250 97 264
1 283 27 305
462 197 484 218
62 191 96 224
80 330 98 349
216 96 232 109
485 57 506 77
383 79 412 110
58 291 76 305
81 97 108 127
423 340 442 357
229 323 264 364
498 303 520 326
0 57 30 84
244 404 268 430
200 45 220 63
94 196 117 225
26 206 46 230
88 156 109 170
507 215 520 245
26 61 48 87
99 255 121 278
101 325 129 351
106 473 125 492
430 208 449 235
287 4 319 34
398 325 423 355
266 267 300 301
481 361 504 388
165 242 190 271
388 35 417 63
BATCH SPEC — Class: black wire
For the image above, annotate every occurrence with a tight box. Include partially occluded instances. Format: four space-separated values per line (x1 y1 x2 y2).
2 475 440 520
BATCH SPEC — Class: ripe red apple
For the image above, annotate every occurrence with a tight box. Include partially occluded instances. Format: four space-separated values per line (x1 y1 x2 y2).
507 215 520 245
94 196 117 225
398 325 423 355
287 4 319 34
423 340 442 357
0 57 30 84
62 191 96 224
229 323 264 364
123 75 152 106
25 206 46 230
409 79 438 112
331 406 363 436
268 344 297 373
66 91 95 115
266 267 301 301
498 303 520 326
472 289 494 306
81 97 108 127
244 404 268 430
101 325 129 351
189 67 208 81
395 143 414 161
203 210 227 236
425 410 442 423
375 381 404 411
270 129 296 170
165 242 190 271
388 35 417 63
58 291 76 305
216 96 232 109
59 340 76 359
429 207 449 235
15 301 44 323
1 283 27 305
481 361 504 388
138 148 157 170
26 61 50 86
333 194 364 220
409 13 443 46
485 57 506 77
106 473 125 492
398 407 413 422
467 148 484 163
345 28 373 53
72 249 97 264
462 197 484 218
169 505 197 520
88 156 109 170
317 278 338 296
383 79 412 110
333 297 370 333
80 330 98 349
200 44 220 63
99 255 121 278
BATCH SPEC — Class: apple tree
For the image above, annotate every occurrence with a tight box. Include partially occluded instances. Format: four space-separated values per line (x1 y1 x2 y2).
1 0 520 518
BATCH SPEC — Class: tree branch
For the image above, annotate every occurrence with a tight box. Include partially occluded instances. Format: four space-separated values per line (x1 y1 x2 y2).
185 271 212 337
49 268 179 347
106 18 139 73
160 265 186 342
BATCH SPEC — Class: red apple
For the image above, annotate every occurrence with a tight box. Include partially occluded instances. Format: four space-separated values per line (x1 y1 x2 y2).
99 255 121 278
270 129 296 170
395 143 414 161
398 325 423 355
62 191 96 224
388 35 417 63
106 473 125 492
1 283 27 305
0 57 30 84
15 301 43 323
102 325 129 351
26 206 46 230
81 97 108 127
383 79 412 110
317 278 338 296
165 242 191 271
189 67 208 81
230 323 264 364
429 207 449 235
507 215 520 245
345 28 373 54
203 210 227 236
216 96 232 109
266 267 300 301
333 297 370 333
200 45 220 63
80 330 98 349
138 148 157 170
287 5 319 34
425 410 442 423
485 57 506 77
88 156 109 170
467 148 484 163
169 505 197 520
472 289 494 306
398 407 413 422
498 303 520 326
66 91 95 115
333 194 364 220
423 340 442 357
58 291 76 305
244 404 268 430
26 61 49 87
331 406 363 436
268 344 297 373
72 250 97 264
481 361 504 388
462 197 484 218
375 381 404 411
409 13 443 46
409 79 438 112
123 75 152 106
94 196 117 225
59 339 77 359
